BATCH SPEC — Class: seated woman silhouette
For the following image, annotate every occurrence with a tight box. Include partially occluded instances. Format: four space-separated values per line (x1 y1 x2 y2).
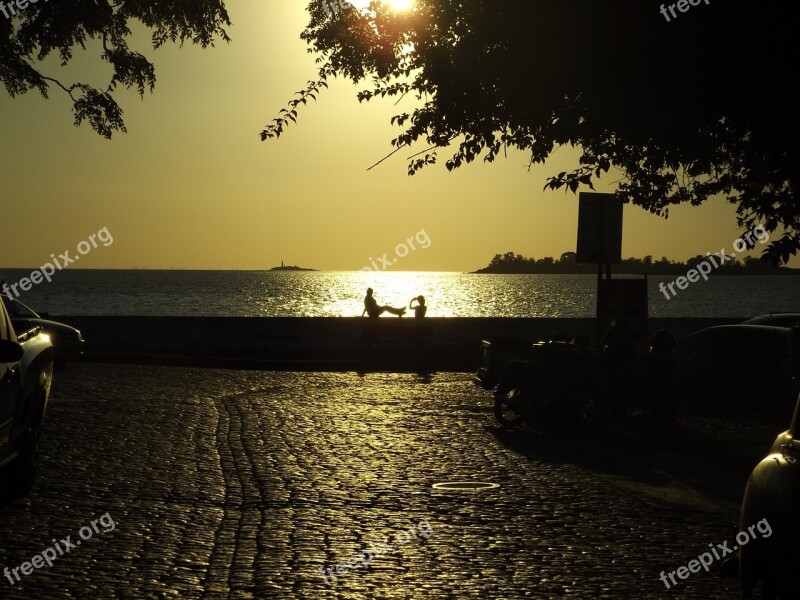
410 295 427 318
362 288 406 318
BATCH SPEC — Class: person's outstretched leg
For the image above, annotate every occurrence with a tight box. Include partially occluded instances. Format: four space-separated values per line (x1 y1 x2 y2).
384 306 406 317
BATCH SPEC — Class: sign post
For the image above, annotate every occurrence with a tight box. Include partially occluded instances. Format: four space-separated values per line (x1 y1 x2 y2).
576 192 646 348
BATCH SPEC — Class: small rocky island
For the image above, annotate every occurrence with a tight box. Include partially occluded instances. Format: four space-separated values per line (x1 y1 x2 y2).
270 261 317 271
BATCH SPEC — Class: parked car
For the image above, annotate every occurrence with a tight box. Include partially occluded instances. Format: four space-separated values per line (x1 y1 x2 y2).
673 325 798 409
742 313 800 329
1 296 84 366
740 389 800 597
0 296 54 500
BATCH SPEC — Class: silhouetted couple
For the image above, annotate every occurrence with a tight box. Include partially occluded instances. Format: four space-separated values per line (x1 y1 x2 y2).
363 288 428 318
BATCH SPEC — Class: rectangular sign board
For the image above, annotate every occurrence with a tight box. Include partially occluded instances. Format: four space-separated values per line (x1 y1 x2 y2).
576 192 623 264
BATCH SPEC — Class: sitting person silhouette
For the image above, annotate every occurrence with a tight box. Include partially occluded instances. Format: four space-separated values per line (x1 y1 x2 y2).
362 288 406 318
410 295 427 318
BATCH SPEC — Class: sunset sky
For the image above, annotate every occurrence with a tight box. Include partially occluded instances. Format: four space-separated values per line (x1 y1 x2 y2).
0 0 790 272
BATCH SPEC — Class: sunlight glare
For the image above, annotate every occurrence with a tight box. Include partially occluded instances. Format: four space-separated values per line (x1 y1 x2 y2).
350 0 414 13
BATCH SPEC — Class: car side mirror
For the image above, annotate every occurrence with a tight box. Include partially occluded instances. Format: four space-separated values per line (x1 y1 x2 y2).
0 339 24 363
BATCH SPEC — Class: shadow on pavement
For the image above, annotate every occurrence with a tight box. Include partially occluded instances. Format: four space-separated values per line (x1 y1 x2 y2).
486 406 791 513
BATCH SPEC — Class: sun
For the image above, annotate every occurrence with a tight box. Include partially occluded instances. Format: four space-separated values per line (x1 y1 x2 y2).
386 0 414 10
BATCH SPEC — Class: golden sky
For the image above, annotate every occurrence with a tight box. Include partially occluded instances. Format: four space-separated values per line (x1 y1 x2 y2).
0 0 792 271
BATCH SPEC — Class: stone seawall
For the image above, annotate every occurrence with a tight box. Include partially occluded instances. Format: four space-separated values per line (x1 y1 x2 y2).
49 316 744 371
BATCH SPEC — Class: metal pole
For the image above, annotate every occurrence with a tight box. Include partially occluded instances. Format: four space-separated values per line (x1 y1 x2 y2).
596 263 603 348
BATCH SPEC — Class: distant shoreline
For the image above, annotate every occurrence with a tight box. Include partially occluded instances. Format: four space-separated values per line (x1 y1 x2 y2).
472 252 800 275
1 267 798 274
471 267 800 275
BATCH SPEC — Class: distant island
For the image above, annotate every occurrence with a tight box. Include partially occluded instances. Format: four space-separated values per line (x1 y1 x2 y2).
270 261 317 272
473 252 800 275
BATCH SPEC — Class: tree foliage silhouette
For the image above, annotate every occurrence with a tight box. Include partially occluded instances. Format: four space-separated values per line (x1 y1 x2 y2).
0 0 230 139
264 1 799 264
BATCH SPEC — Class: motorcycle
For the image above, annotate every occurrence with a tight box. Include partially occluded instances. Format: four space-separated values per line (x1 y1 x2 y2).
475 338 600 429
474 331 677 430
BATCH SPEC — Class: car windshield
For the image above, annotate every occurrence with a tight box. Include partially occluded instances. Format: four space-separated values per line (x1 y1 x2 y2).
1 296 39 318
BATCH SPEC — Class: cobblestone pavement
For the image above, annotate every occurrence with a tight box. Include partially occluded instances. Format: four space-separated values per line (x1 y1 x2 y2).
0 364 764 599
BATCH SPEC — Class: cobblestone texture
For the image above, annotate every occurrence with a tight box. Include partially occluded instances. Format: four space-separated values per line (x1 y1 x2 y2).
0 364 764 599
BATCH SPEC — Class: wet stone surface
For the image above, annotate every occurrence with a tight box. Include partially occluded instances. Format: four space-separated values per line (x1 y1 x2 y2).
0 364 752 598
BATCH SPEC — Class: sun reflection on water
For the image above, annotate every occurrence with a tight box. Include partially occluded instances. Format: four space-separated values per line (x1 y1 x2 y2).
273 271 594 318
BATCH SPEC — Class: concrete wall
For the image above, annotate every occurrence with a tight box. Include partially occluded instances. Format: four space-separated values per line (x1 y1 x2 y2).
51 316 743 371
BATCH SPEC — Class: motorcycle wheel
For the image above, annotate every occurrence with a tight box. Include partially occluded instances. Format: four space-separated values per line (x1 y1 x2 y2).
494 387 527 427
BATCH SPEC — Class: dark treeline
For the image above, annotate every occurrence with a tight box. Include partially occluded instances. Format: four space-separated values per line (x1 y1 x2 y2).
473 252 800 275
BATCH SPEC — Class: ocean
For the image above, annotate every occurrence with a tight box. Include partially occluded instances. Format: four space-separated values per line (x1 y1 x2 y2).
0 269 797 318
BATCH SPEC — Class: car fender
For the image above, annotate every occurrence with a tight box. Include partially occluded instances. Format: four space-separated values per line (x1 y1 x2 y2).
740 452 800 595
15 331 54 423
